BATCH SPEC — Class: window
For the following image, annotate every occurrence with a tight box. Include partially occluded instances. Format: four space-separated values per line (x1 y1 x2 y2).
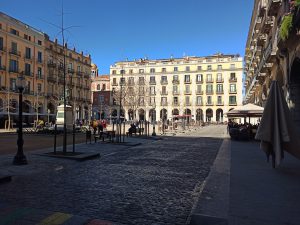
38 40 42 45
161 97 167 105
150 86 156 95
112 70 116 75
139 86 145 95
217 73 223 82
139 69 144 73
25 63 31 75
102 84 106 90
99 95 104 103
173 97 178 105
207 96 212 104
161 68 166 73
26 81 31 92
197 66 202 71
150 97 155 104
150 76 156 83
184 75 190 83
173 85 178 94
207 65 212 71
113 78 117 85
10 78 16 91
37 83 42 93
230 64 235 69
69 53 72 58
217 65 222 70
230 84 236 92
10 28 19 36
161 76 167 84
174 67 178 72
162 86 167 94
173 75 178 81
139 97 144 106
206 74 212 82
186 66 190 71
217 84 223 93
229 96 237 104
206 84 213 94
150 68 155 73
0 37 3 50
138 77 144 84
185 96 190 105
128 77 134 85
120 77 125 85
38 67 42 76
25 47 31 59
38 51 42 63
196 74 203 82
217 96 222 104
11 42 17 54
24 34 31 41
196 96 202 105
230 73 236 80
77 65 81 72
120 69 125 74
185 85 190 93
197 85 202 93
97 84 100 90
9 59 18 72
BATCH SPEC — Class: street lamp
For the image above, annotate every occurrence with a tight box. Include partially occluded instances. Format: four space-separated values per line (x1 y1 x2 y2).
13 73 27 165
152 103 156 136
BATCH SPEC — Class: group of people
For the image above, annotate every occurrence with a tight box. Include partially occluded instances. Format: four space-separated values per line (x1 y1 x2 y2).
227 119 260 140
91 119 107 135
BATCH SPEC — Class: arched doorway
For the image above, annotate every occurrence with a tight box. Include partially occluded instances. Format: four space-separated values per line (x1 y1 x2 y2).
196 109 203 122
149 109 156 122
184 108 191 124
216 108 223 123
160 109 167 120
128 109 134 120
206 108 213 122
289 57 300 132
138 108 145 121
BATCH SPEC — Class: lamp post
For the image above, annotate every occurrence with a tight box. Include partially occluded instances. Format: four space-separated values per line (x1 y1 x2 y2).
152 103 156 136
13 73 27 165
47 108 50 126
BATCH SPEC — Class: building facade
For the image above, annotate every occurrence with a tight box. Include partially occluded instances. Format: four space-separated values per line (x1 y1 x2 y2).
91 74 111 120
109 54 243 123
244 0 300 132
0 12 92 127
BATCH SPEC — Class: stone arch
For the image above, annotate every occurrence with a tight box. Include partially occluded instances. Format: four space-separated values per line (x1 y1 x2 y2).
289 57 300 132
206 108 213 122
184 108 191 123
216 108 223 123
149 109 156 122
138 108 145 121
128 109 134 120
172 108 179 115
160 108 167 120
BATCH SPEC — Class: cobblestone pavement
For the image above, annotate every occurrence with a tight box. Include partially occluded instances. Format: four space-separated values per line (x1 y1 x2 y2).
0 125 226 225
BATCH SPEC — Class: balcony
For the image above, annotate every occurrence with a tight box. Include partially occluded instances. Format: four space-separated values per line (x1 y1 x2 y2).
47 62 56 68
172 80 179 84
267 0 281 16
160 102 168 106
229 77 237 82
149 81 156 85
172 91 180 95
264 41 277 63
0 46 6 52
0 86 7 92
229 102 237 106
67 68 75 74
58 77 64 84
0 65 6 71
195 90 203 95
112 82 118 86
196 80 203 84
149 92 156 96
138 81 145 85
58 65 64 70
24 71 33 77
160 91 168 95
36 74 44 80
36 59 43 64
23 90 34 95
261 16 273 34
258 1 267 17
172 102 179 107
229 90 237 94
128 81 135 86
184 80 191 84
184 90 192 95
185 102 191 106
160 80 168 85
254 16 263 31
9 49 21 57
206 102 214 106
196 102 203 106
206 79 214 83
76 71 83 77
216 101 224 106
206 90 214 95
47 76 56 83
216 78 224 83
216 90 224 94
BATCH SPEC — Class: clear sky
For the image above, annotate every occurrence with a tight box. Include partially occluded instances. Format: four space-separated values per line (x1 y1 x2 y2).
2 0 254 74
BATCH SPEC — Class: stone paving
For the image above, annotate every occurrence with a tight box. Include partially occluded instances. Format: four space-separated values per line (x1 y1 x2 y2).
0 125 226 225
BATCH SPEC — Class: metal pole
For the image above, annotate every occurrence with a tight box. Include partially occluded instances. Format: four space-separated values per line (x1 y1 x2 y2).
72 124 75 153
13 87 27 165
54 124 57 154
62 5 67 155
123 121 125 142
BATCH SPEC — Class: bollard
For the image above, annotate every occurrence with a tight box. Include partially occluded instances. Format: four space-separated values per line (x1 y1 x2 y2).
123 121 125 142
73 124 75 153
54 124 57 154
112 122 115 142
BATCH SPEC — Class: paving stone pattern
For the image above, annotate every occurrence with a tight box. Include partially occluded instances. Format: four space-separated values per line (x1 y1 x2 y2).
0 126 225 225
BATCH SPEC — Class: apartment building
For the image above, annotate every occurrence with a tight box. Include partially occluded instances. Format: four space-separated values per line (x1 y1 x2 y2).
45 37 92 123
244 0 300 132
0 12 46 126
109 54 243 123
0 12 92 127
91 74 110 119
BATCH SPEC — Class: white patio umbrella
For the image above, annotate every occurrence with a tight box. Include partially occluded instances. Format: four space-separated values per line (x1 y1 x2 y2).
255 81 300 167
225 103 264 118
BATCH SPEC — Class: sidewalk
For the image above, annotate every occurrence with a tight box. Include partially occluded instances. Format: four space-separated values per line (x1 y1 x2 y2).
189 138 300 225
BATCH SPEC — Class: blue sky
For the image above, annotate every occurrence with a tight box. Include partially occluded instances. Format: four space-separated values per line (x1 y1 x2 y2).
2 0 254 74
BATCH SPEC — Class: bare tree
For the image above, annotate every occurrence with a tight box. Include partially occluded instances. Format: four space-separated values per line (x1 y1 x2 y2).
0 88 17 130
